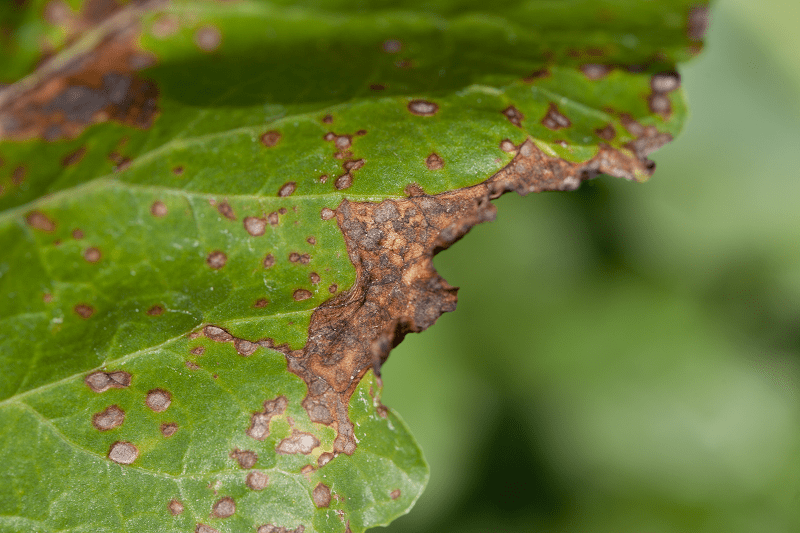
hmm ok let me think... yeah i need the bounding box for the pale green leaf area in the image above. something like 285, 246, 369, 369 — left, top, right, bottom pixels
1, 1, 708, 532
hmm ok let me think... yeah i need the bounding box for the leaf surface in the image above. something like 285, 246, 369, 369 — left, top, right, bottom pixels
0, 1, 709, 532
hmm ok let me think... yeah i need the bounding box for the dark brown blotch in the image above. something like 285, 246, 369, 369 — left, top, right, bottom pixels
161, 422, 178, 437
596, 124, 616, 140
541, 103, 572, 130
370, 83, 386, 91
147, 305, 164, 316
216, 201, 235, 220
502, 105, 524, 127
25, 211, 56, 232
425, 153, 444, 170
74, 304, 94, 319
334, 173, 353, 190
204, 325, 234, 342
407, 99, 438, 117
172, 166, 184, 175
146, 389, 172, 412
523, 68, 550, 82
276, 430, 320, 455
247, 396, 288, 440
230, 448, 258, 469
261, 130, 281, 147
278, 181, 296, 197
322, 114, 333, 124
306, 236, 317, 245
85, 370, 131, 393
168, 499, 184, 516
206, 251, 226, 269
190, 345, 205, 355
62, 147, 86, 167
328, 284, 338, 294
310, 272, 320, 284
254, 298, 269, 308
263, 253, 275, 269
390, 489, 401, 500
234, 338, 258, 356
312, 483, 331, 508
382, 39, 401, 53
92, 405, 125, 431
293, 289, 313, 301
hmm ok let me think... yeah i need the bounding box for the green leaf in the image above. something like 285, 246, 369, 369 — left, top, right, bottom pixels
0, 1, 709, 532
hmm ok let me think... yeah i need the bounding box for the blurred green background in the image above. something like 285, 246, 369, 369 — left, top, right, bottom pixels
381, 1, 800, 532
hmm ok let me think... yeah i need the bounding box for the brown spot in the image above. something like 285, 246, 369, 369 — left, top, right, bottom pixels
356, 129, 367, 136
211, 497, 235, 518
301, 465, 316, 476
195, 26, 221, 51
186, 361, 200, 370
651, 71, 681, 93
261, 130, 281, 147
502, 105, 524, 127
370, 84, 386, 91
244, 216, 267, 236
168, 499, 184, 516
160, 422, 178, 437
407, 99, 438, 116
334, 135, 352, 151
343, 159, 365, 172
146, 389, 172, 412
687, 5, 710, 40
328, 284, 338, 294
318, 452, 335, 467
83, 247, 101, 263
523, 68, 550, 82
322, 114, 333, 124
247, 471, 269, 490
10, 166, 23, 184
62, 147, 86, 167
85, 371, 131, 393
25, 211, 56, 232
72, 228, 84, 239
195, 524, 219, 533
312, 483, 331, 508
230, 448, 258, 469
310, 272, 320, 284
306, 236, 317, 245
395, 58, 413, 69
390, 489, 401, 500
147, 305, 164, 316
112, 157, 132, 172
321, 208, 335, 220
172, 166, 184, 175
206, 251, 226, 269
190, 346, 205, 356
596, 124, 616, 140
289, 252, 301, 263
334, 173, 353, 190
108, 441, 138, 464
319, 174, 328, 183
293, 289, 313, 301
541, 103, 572, 130
254, 298, 269, 308
204, 325, 234, 342
580, 63, 610, 80
74, 304, 94, 319
323, 132, 336, 141
500, 139, 517, 153
648, 93, 672, 116
247, 396, 288, 440
216, 201, 235, 220
425, 153, 444, 170
92, 405, 125, 431
263, 254, 276, 269
150, 201, 168, 217
276, 430, 320, 455
620, 114, 673, 159
235, 338, 258, 356
278, 182, 296, 197
382, 39, 401, 53
43, 293, 53, 303
267, 212, 279, 226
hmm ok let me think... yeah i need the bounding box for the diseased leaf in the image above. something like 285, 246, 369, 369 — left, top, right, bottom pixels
0, 1, 709, 532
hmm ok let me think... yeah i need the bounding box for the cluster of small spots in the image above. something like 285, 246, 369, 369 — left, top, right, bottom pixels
309, 272, 320, 284
596, 124, 616, 141
195, 26, 221, 51
278, 181, 296, 197
206, 251, 227, 269
83, 247, 101, 263
247, 471, 269, 490
390, 489, 401, 500
648, 71, 681, 117
160, 422, 178, 437
25, 211, 56, 232
312, 483, 332, 508
276, 430, 320, 455
263, 253, 276, 269
62, 146, 86, 166
74, 303, 95, 319
230, 448, 258, 469
407, 99, 438, 116
247, 395, 288, 440
289, 252, 310, 264
211, 497, 236, 518
147, 305, 164, 316
254, 298, 269, 308
244, 216, 267, 236
541, 103, 572, 130
168, 499, 184, 516
425, 153, 444, 170
146, 389, 172, 412
503, 105, 524, 127
293, 289, 312, 302
320, 207, 335, 220
257, 525, 306, 533
216, 201, 236, 220
86, 370, 131, 392
108, 441, 138, 464
92, 405, 125, 431
580, 63, 611, 80
500, 139, 516, 153
150, 201, 168, 217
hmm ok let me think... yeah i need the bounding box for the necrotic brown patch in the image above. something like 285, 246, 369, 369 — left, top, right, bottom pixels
407, 99, 438, 116
276, 430, 320, 455
168, 499, 184, 516
390, 489, 401, 500
108, 441, 138, 464
648, 93, 672, 116
146, 389, 172, 412
310, 273, 320, 284
261, 130, 281, 147
190, 346, 205, 355
247, 396, 287, 440
85, 370, 131, 393
160, 422, 178, 437
263, 254, 276, 269
206, 251, 226, 269
254, 298, 269, 308
195, 26, 221, 51
150, 201, 168, 217
92, 405, 125, 431
74, 304, 94, 319
62, 147, 86, 166
370, 84, 386, 91
25, 211, 56, 232
312, 483, 331, 508
334, 173, 352, 190
212, 497, 236, 518
289, 252, 300, 263
204, 325, 233, 342
267, 212, 279, 226
318, 452, 334, 467
502, 105, 524, 127
244, 216, 267, 236
321, 208, 335, 220
278, 182, 296, 197
216, 201, 235, 220
334, 135, 351, 150
306, 236, 317, 245
235, 338, 258, 356
328, 284, 338, 294
541, 103, 572, 130
147, 305, 164, 316
230, 448, 258, 469
293, 289, 312, 301
247, 471, 269, 490
425, 153, 444, 170
83, 247, 101, 263
196, 524, 219, 533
